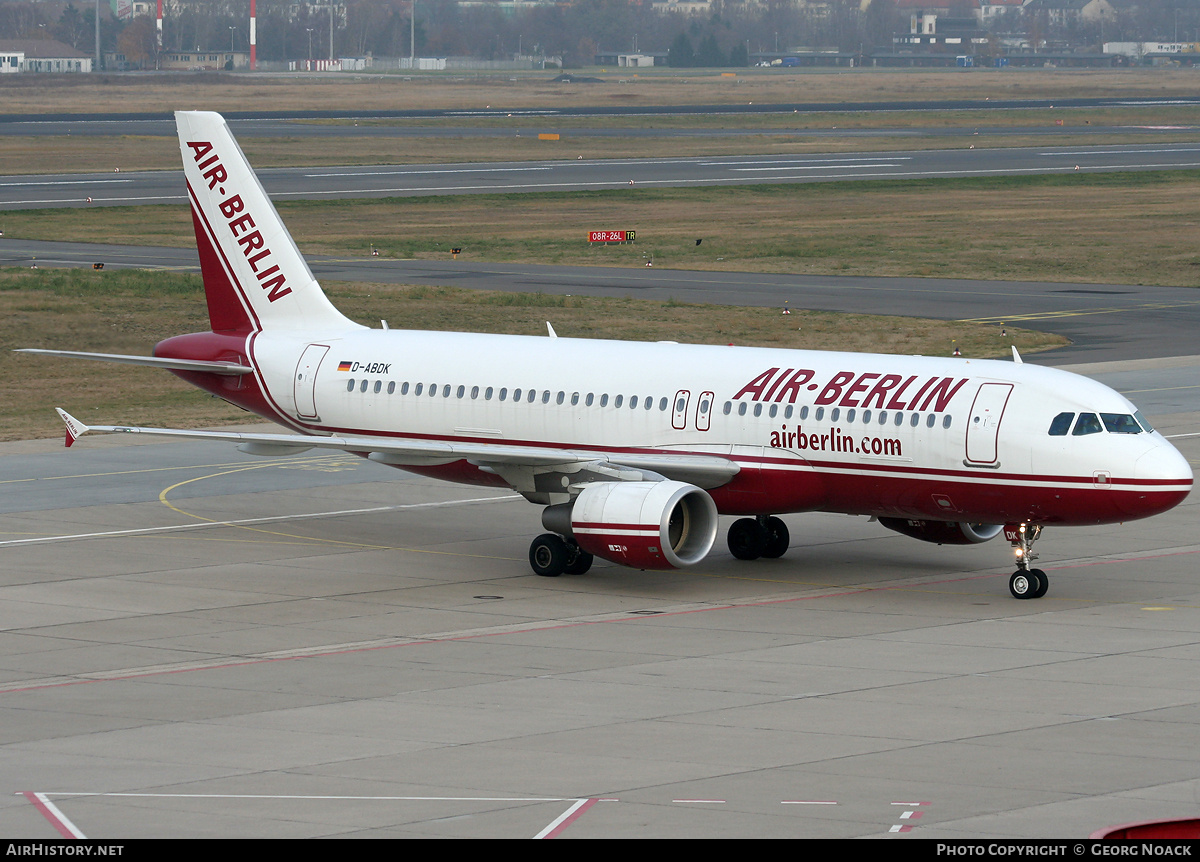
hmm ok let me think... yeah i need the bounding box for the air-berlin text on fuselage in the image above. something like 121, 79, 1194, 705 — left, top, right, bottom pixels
186, 140, 292, 303
734, 367, 968, 412
771, 424, 903, 456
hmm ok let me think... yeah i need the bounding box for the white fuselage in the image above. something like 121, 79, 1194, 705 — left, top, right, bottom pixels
232, 328, 1190, 526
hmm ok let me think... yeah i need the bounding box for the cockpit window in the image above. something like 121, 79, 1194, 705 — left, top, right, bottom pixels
1048, 412, 1074, 436
1072, 413, 1103, 436
1135, 410, 1154, 433
1101, 413, 1142, 434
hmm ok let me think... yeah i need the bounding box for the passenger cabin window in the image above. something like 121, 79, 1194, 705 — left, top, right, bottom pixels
1073, 413, 1103, 436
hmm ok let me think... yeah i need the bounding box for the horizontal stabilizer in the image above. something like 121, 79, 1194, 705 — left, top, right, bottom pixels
18, 349, 253, 375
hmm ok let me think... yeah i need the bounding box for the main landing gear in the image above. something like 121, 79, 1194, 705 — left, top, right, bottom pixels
529, 533, 594, 577
727, 515, 790, 561
1007, 523, 1048, 600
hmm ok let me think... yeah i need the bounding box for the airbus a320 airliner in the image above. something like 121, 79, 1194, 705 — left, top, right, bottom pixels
22, 112, 1192, 599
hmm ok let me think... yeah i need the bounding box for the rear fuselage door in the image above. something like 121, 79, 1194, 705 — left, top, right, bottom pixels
672, 390, 691, 430
696, 391, 714, 431
294, 343, 329, 420
965, 382, 1013, 465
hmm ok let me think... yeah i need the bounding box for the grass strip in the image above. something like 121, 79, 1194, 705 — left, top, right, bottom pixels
4, 170, 1199, 286
2, 267, 1062, 442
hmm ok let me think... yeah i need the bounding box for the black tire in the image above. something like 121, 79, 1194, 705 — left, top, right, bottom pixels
1009, 570, 1037, 599
1029, 568, 1049, 599
761, 516, 790, 559
564, 545, 594, 575
530, 533, 569, 577
728, 518, 768, 560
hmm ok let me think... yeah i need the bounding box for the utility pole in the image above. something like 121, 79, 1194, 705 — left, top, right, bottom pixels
411, 0, 416, 67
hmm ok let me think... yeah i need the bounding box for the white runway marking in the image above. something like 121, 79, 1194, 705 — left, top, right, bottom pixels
0, 494, 520, 547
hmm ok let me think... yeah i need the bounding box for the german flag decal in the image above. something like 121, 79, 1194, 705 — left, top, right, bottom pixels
338, 361, 353, 372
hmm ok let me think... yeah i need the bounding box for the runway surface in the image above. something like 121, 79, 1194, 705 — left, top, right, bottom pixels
5, 143, 1200, 210
4, 95, 1200, 126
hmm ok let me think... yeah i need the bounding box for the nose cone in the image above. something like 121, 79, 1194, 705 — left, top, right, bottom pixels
1126, 439, 1193, 519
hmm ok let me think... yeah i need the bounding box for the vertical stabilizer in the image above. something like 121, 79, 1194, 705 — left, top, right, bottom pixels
176, 111, 360, 334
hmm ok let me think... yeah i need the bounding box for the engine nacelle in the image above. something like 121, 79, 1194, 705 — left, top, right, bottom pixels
556, 481, 718, 570
878, 518, 1004, 545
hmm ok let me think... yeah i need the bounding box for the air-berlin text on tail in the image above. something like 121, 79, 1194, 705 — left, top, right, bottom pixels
734, 367, 969, 412
186, 140, 292, 303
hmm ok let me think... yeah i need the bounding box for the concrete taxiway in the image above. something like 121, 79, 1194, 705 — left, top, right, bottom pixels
0, 356, 1197, 839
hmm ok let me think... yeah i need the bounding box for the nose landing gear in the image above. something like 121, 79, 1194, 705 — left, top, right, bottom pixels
1007, 523, 1048, 599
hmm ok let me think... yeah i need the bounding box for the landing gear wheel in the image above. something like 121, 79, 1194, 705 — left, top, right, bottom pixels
728, 518, 768, 560
530, 533, 569, 577
1009, 571, 1034, 599
563, 544, 594, 575
1009, 569, 1048, 600
761, 516, 790, 559
1029, 568, 1048, 599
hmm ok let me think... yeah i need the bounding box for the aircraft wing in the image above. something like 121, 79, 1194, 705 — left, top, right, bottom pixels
55, 410, 739, 488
